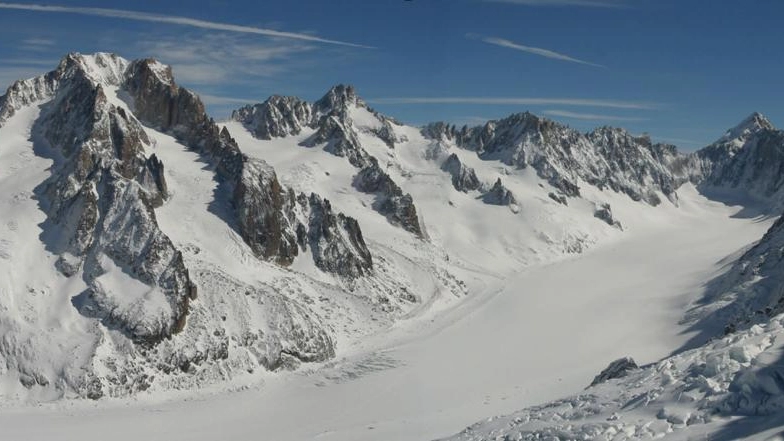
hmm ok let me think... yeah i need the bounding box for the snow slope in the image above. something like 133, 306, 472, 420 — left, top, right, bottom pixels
0, 103, 97, 402
0, 184, 772, 441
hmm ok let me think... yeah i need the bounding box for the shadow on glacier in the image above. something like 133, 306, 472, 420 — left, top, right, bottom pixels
697, 184, 780, 220
669, 246, 753, 356
708, 414, 784, 441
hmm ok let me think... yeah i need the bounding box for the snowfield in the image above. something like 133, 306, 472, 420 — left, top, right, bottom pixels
0, 183, 773, 440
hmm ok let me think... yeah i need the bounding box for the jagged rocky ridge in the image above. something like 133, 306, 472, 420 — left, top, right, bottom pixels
124, 60, 371, 271
0, 53, 392, 398
0, 54, 373, 341
423, 112, 784, 211
236, 88, 784, 225
423, 114, 686, 205
2, 53, 196, 343
233, 85, 423, 236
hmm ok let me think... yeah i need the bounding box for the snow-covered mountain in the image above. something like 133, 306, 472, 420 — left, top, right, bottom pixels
694, 112, 784, 210
0, 54, 465, 400
4, 52, 784, 441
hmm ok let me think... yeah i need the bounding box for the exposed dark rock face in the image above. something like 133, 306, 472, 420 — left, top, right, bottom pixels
588, 127, 679, 205
590, 357, 638, 386
354, 159, 423, 236
594, 203, 622, 230
423, 114, 686, 205
16, 53, 194, 343
124, 58, 246, 180
442, 153, 482, 192
426, 112, 784, 213
0, 70, 59, 123
233, 161, 300, 265
482, 178, 517, 207
298, 193, 373, 278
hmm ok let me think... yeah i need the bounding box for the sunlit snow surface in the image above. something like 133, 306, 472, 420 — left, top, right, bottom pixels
0, 92, 778, 440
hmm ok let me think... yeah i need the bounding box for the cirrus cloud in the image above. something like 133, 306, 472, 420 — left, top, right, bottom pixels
369, 96, 657, 110
0, 2, 373, 48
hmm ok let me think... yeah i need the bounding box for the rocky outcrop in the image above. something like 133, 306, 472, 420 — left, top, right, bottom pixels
589, 356, 638, 387
482, 178, 517, 207
301, 114, 371, 168
233, 161, 300, 265
297, 193, 373, 278
594, 203, 622, 230
27, 53, 193, 343
548, 192, 568, 205
354, 159, 423, 236
442, 153, 482, 192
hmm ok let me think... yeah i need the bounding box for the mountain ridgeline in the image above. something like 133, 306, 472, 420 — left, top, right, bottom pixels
423, 111, 784, 210
2, 52, 784, 400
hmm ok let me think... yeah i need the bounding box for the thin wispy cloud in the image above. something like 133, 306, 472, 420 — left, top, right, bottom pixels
198, 94, 256, 106
20, 37, 54, 46
485, 0, 628, 8
369, 97, 656, 110
19, 37, 57, 52
654, 136, 702, 147
470, 34, 603, 67
543, 109, 645, 121
451, 116, 492, 126
3, 57, 56, 66
0, 2, 373, 48
138, 33, 315, 85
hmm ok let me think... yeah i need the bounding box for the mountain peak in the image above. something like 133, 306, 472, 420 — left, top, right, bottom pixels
56, 52, 129, 86
719, 112, 774, 143
314, 84, 363, 113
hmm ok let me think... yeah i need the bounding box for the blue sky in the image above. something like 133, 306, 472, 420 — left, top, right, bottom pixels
0, 0, 782, 150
